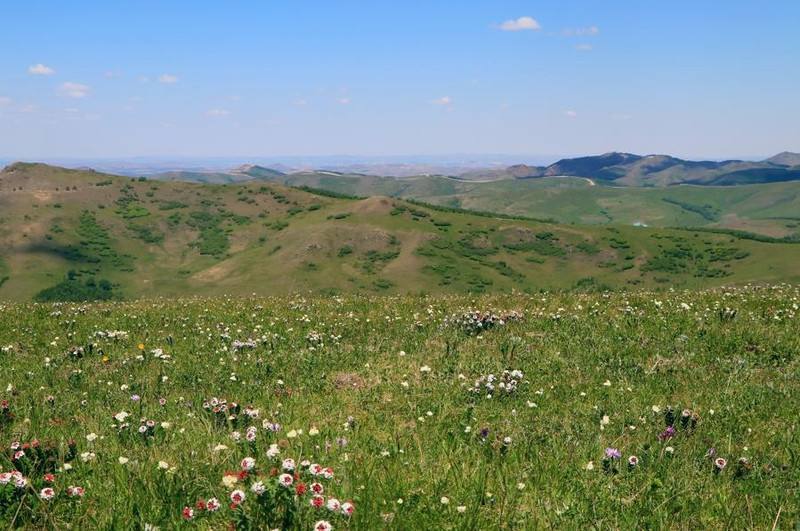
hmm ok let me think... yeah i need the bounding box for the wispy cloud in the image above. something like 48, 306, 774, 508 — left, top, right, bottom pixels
28, 63, 55, 75
158, 73, 179, 84
564, 110, 578, 118
497, 16, 541, 32
337, 97, 351, 105
59, 82, 90, 99
574, 44, 593, 52
563, 26, 599, 37
293, 98, 308, 106
432, 96, 452, 106
0, 96, 12, 106
206, 108, 230, 117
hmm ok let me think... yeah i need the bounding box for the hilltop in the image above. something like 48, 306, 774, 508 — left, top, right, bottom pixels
1, 163, 799, 301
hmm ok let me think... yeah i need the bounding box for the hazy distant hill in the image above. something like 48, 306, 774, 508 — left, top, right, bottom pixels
496, 151, 800, 186
230, 164, 287, 180
765, 151, 800, 167
2, 163, 800, 301
150, 165, 286, 184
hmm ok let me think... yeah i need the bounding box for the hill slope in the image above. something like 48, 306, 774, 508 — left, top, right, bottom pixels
222, 167, 800, 237
1, 163, 799, 301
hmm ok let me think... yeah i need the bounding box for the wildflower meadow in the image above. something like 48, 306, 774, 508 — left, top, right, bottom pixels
0, 285, 798, 529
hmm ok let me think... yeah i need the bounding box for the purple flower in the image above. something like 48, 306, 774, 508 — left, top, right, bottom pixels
658, 426, 676, 441
130, 394, 141, 402
604, 447, 621, 460
479, 427, 490, 439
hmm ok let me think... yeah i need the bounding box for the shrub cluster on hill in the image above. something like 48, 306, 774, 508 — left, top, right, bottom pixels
34, 274, 117, 302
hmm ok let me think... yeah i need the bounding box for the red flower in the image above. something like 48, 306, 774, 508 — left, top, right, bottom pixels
310, 495, 325, 508
237, 470, 248, 480
182, 506, 194, 520
195, 499, 207, 511
295, 482, 307, 496
43, 473, 56, 483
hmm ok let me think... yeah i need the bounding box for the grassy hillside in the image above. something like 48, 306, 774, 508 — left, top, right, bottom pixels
241, 169, 800, 237
2, 163, 800, 301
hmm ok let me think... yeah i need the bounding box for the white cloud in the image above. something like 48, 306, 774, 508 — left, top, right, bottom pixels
563, 26, 599, 37
338, 97, 351, 105
564, 110, 577, 118
574, 44, 593, 52
60, 82, 90, 99
293, 98, 308, 106
28, 63, 55, 75
432, 96, 452, 106
0, 96, 11, 106
206, 108, 230, 117
498, 16, 541, 32
158, 73, 179, 84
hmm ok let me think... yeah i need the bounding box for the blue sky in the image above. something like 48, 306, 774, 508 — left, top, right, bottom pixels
0, 1, 798, 160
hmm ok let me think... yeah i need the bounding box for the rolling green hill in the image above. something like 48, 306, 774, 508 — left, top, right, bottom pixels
224, 168, 800, 237
137, 154, 800, 237
2, 163, 800, 301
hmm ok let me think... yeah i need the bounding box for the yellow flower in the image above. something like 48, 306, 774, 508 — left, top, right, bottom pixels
102, 355, 110, 363
137, 343, 145, 350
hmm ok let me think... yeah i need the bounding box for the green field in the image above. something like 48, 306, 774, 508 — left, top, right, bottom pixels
0, 287, 798, 528
2, 163, 800, 302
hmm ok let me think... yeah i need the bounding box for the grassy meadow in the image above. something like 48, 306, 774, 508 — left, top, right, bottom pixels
1, 286, 798, 529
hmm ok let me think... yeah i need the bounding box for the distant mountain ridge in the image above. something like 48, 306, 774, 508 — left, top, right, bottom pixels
496, 151, 800, 186
126, 151, 800, 188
